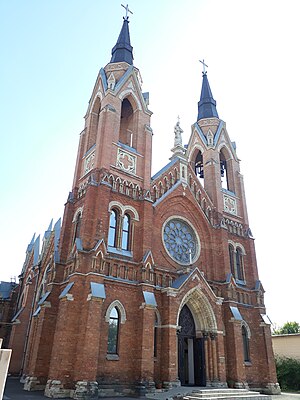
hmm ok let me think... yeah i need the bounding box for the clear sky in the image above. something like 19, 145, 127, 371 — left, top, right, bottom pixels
1, 0, 299, 328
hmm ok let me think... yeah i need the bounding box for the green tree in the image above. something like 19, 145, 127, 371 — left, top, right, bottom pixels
276, 356, 300, 390
273, 321, 300, 335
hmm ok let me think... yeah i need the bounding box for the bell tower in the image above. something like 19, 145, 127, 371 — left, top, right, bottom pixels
42, 11, 157, 397
59, 11, 153, 261
187, 68, 249, 225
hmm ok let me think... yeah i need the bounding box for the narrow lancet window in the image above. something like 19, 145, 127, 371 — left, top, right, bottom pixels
108, 210, 117, 247
107, 307, 120, 354
119, 98, 135, 148
194, 150, 204, 186
220, 151, 229, 190
154, 313, 158, 357
228, 245, 245, 282
242, 325, 250, 362
73, 212, 82, 244
236, 248, 244, 281
229, 244, 235, 276
121, 214, 130, 250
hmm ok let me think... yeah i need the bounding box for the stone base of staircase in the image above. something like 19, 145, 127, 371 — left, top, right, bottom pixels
146, 387, 275, 400
179, 388, 272, 400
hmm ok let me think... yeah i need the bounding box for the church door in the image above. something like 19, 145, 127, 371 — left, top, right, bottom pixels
178, 305, 206, 386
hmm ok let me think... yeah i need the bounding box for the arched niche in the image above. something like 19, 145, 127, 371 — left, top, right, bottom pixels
87, 96, 101, 150
119, 96, 138, 149
219, 146, 234, 192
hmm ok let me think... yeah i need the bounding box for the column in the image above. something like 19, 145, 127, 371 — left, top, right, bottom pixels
137, 303, 155, 395
210, 333, 218, 382
160, 289, 180, 388
203, 333, 210, 384
208, 336, 213, 383
225, 320, 246, 388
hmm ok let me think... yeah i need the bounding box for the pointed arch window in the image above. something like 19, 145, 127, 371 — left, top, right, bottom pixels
87, 97, 101, 151
229, 244, 235, 276
107, 207, 135, 254
228, 244, 245, 283
242, 325, 250, 362
107, 203, 139, 256
121, 214, 130, 250
194, 150, 204, 181
73, 212, 82, 244
107, 307, 120, 354
108, 210, 118, 247
236, 248, 244, 281
154, 313, 159, 358
220, 151, 229, 190
119, 98, 136, 148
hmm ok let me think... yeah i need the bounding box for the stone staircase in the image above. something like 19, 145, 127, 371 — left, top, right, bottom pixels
180, 388, 271, 400
146, 387, 273, 400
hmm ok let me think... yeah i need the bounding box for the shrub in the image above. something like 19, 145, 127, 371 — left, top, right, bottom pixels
275, 356, 300, 391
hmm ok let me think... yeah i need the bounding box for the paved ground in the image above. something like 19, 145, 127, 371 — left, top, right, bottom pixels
3, 377, 300, 400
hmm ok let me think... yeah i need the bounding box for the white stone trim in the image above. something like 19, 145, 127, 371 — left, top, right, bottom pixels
105, 300, 126, 324
241, 320, 251, 339
108, 201, 139, 221
72, 207, 84, 223
178, 287, 218, 333
118, 89, 142, 111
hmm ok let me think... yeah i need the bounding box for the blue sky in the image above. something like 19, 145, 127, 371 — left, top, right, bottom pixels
1, 0, 300, 327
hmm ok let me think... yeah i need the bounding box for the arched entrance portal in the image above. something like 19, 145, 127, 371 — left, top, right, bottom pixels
177, 287, 219, 387
178, 305, 206, 386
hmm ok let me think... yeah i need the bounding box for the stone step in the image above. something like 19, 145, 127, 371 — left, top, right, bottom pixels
147, 387, 272, 400
185, 389, 251, 396
185, 397, 271, 400
185, 396, 269, 399
183, 390, 271, 400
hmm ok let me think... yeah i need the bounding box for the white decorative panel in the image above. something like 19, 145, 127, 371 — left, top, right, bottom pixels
223, 194, 237, 215
83, 150, 95, 175
116, 148, 136, 174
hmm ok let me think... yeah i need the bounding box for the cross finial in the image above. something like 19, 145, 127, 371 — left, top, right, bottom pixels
121, 4, 133, 20
177, 115, 180, 124
199, 59, 208, 75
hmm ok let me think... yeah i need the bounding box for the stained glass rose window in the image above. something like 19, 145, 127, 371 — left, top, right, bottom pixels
163, 219, 199, 264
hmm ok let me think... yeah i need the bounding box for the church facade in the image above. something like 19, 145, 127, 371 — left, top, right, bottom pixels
7, 13, 280, 399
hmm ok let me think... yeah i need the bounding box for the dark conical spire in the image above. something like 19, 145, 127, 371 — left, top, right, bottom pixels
197, 72, 219, 120
110, 17, 133, 65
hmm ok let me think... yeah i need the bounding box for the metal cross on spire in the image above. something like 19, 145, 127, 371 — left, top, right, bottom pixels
121, 4, 133, 19
199, 59, 208, 75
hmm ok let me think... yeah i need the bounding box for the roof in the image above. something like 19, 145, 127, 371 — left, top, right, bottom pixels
272, 333, 300, 338
171, 271, 193, 289
110, 17, 133, 65
197, 73, 219, 120
0, 281, 16, 299
151, 157, 178, 181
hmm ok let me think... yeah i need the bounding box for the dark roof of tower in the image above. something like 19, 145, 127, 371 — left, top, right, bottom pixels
197, 72, 219, 120
110, 17, 133, 65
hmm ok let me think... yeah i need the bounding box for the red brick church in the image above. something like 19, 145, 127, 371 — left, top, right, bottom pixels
7, 10, 280, 399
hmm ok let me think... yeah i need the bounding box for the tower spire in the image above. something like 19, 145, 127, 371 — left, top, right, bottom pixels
197, 64, 218, 120
110, 5, 134, 65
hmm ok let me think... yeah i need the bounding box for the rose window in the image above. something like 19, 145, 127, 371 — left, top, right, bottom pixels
163, 219, 198, 265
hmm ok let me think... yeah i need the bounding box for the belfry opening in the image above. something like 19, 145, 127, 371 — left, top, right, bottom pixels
119, 97, 136, 148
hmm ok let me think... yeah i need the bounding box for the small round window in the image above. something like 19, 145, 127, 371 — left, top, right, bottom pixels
163, 218, 199, 265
